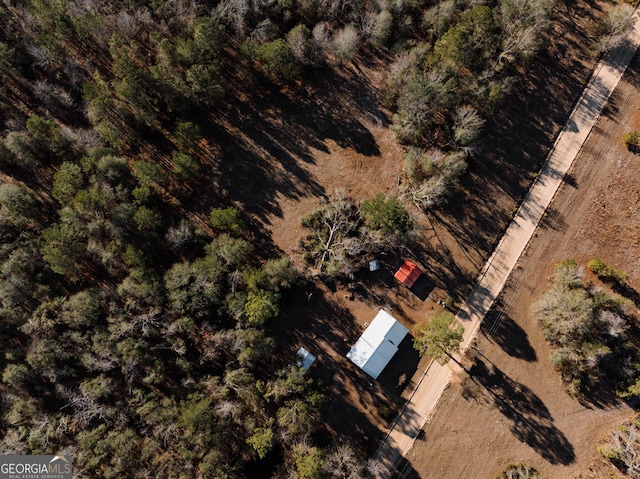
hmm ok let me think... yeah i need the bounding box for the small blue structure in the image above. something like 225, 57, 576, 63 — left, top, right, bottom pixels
296, 347, 316, 372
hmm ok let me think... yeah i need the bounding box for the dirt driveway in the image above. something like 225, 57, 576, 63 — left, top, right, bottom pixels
402, 40, 640, 479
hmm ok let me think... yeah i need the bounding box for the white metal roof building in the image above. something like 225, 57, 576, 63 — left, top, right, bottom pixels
346, 310, 409, 379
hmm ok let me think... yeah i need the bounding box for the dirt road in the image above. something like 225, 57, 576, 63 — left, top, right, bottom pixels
373, 8, 640, 477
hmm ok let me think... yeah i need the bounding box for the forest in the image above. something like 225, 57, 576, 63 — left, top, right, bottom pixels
0, 0, 571, 477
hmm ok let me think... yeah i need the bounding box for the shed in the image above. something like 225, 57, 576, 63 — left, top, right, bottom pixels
296, 347, 316, 372
394, 259, 422, 288
346, 310, 409, 379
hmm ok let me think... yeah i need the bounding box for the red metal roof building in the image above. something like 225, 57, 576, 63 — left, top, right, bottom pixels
394, 259, 422, 288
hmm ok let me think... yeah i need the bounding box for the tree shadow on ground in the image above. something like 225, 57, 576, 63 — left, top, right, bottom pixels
575, 379, 624, 411
481, 310, 537, 362
311, 347, 399, 454
377, 334, 422, 397
344, 260, 398, 308
613, 282, 640, 309
277, 282, 362, 350
563, 172, 578, 188
430, 206, 491, 274
468, 359, 575, 465
344, 253, 434, 325
538, 205, 567, 232
393, 456, 421, 479
406, 225, 480, 307
573, 337, 638, 411
273, 282, 406, 455
407, 274, 433, 302
457, 283, 491, 321
197, 66, 384, 223
177, 61, 391, 261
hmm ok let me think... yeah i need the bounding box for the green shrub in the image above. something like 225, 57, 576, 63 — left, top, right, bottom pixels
246, 423, 275, 459
587, 258, 606, 275
175, 121, 201, 152
559, 258, 577, 269
495, 463, 543, 479
172, 152, 201, 180
370, 10, 393, 48
210, 207, 246, 236
241, 39, 300, 86
133, 206, 162, 232
403, 147, 438, 183
618, 378, 640, 399
622, 130, 640, 146
245, 289, 280, 326
587, 258, 628, 284
360, 193, 413, 235
293, 445, 324, 479
597, 443, 620, 461
26, 114, 68, 156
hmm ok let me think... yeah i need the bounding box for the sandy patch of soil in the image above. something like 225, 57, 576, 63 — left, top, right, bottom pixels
267, 121, 405, 257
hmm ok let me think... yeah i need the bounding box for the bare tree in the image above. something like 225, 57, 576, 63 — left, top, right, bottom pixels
4, 131, 38, 168
599, 309, 628, 338
600, 421, 640, 478
287, 24, 313, 65
453, 105, 485, 147
165, 220, 195, 249
324, 442, 375, 478
319, 0, 357, 21
57, 383, 111, 427
114, 10, 141, 39
252, 18, 280, 43
409, 174, 448, 210
213, 0, 250, 39
534, 279, 594, 345
0, 429, 28, 455
312, 21, 331, 48
387, 50, 418, 89
592, 4, 635, 54
34, 80, 75, 111
498, 0, 555, 64
374, 9, 393, 43
422, 0, 457, 42
26, 45, 53, 71
300, 191, 361, 273
330, 25, 359, 65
